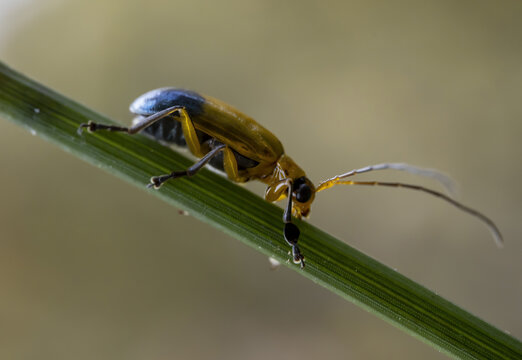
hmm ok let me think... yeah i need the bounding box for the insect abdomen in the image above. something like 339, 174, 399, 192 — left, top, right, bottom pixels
136, 116, 188, 147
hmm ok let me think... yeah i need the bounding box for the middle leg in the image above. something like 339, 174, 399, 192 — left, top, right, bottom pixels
149, 143, 226, 189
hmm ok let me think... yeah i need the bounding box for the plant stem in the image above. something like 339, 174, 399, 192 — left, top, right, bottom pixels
1, 62, 520, 360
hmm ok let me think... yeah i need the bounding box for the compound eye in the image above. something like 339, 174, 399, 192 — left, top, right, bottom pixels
295, 182, 312, 203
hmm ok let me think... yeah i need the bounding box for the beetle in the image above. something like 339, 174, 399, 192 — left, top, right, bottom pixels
79, 87, 503, 268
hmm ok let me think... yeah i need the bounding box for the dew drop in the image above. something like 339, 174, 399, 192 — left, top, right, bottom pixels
268, 257, 281, 270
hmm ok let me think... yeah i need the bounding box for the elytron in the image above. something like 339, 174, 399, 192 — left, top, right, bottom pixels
79, 88, 503, 268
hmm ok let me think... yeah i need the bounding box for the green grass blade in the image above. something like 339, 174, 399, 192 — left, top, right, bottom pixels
1, 62, 520, 360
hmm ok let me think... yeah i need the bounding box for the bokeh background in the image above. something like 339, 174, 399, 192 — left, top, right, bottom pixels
1, 1, 521, 359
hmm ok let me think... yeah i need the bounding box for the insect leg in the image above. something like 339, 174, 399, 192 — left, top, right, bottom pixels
78, 105, 185, 135
221, 146, 249, 182
149, 144, 226, 189
176, 108, 207, 158
282, 180, 305, 268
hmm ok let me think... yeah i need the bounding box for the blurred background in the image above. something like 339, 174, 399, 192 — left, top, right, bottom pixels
1, 1, 521, 359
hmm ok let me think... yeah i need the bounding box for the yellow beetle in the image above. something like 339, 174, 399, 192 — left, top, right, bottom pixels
79, 88, 503, 268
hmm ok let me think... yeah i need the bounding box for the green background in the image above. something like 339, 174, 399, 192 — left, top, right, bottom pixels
1, 1, 521, 359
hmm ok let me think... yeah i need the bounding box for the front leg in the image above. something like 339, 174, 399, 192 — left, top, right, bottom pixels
282, 180, 305, 268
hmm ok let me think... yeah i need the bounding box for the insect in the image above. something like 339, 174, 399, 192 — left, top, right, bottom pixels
79, 88, 503, 268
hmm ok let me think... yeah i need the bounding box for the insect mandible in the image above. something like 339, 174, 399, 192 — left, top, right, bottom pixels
79, 88, 503, 268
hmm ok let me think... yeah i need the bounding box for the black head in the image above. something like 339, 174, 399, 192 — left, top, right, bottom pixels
293, 177, 312, 203
291, 177, 315, 218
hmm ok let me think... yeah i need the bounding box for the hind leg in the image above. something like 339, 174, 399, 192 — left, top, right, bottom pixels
79, 106, 208, 157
